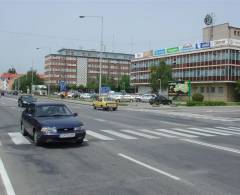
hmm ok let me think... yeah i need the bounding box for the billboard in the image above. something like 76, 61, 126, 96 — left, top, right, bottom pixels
212, 39, 229, 47
134, 52, 144, 59
200, 42, 211, 49
168, 80, 189, 96
229, 39, 240, 47
166, 47, 180, 54
59, 80, 66, 92
181, 43, 195, 52
143, 50, 153, 58
153, 48, 165, 56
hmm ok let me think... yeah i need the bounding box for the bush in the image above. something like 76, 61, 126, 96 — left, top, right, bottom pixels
203, 101, 226, 106
192, 93, 204, 102
186, 100, 226, 106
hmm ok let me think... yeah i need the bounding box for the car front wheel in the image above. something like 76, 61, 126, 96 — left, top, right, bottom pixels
75, 138, 84, 145
20, 122, 27, 136
33, 131, 42, 146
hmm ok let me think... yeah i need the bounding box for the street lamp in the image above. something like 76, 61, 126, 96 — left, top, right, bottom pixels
79, 15, 103, 96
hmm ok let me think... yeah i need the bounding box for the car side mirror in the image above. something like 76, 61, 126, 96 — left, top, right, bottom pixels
73, 113, 78, 117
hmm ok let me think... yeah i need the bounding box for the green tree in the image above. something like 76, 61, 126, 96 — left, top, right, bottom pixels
7, 67, 17, 74
149, 61, 172, 93
12, 70, 44, 93
119, 75, 130, 92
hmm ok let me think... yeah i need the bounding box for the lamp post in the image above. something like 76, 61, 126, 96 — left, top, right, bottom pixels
79, 15, 103, 96
158, 78, 161, 94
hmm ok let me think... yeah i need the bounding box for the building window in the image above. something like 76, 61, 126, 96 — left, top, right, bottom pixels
211, 87, 215, 93
234, 30, 237, 35
200, 87, 204, 93
218, 87, 224, 94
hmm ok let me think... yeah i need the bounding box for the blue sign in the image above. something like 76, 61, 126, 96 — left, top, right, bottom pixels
200, 42, 211, 48
59, 80, 66, 92
101, 86, 111, 94
153, 48, 165, 56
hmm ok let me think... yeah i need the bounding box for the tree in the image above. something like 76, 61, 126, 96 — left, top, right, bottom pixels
12, 70, 44, 93
235, 80, 240, 100
119, 75, 130, 92
7, 67, 17, 74
149, 61, 172, 93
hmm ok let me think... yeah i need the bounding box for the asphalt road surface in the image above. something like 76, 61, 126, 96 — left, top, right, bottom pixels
0, 95, 240, 195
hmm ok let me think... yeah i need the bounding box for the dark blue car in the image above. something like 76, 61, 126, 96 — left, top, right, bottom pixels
21, 102, 86, 146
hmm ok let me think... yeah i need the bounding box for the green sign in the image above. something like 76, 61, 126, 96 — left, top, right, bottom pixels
166, 47, 179, 54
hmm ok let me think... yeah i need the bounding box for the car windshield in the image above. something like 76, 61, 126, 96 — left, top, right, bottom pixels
35, 105, 73, 117
22, 96, 34, 101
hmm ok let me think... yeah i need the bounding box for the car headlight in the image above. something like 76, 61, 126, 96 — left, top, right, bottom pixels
74, 126, 84, 131
23, 101, 27, 104
41, 127, 57, 134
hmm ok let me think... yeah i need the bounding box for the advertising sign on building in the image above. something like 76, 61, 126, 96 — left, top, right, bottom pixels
181, 43, 195, 52
229, 39, 240, 47
134, 52, 144, 59
200, 42, 211, 49
168, 80, 189, 96
212, 39, 229, 47
166, 47, 180, 54
153, 48, 165, 56
143, 50, 153, 58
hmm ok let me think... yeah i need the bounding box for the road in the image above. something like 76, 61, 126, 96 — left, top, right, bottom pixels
0, 95, 240, 195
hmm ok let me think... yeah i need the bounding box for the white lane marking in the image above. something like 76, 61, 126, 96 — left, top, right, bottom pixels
83, 138, 88, 142
204, 128, 240, 135
137, 129, 178, 138
0, 140, 2, 146
8, 132, 31, 145
94, 118, 106, 122
118, 153, 181, 181
155, 129, 198, 138
182, 139, 240, 154
188, 127, 232, 136
217, 127, 240, 132
121, 130, 159, 139
0, 158, 16, 195
158, 121, 190, 127
229, 127, 240, 130
173, 128, 215, 137
10, 107, 16, 110
101, 130, 137, 139
1, 102, 6, 105
212, 128, 240, 135
87, 130, 114, 141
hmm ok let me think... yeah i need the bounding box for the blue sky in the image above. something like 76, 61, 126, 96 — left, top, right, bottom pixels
0, 0, 239, 73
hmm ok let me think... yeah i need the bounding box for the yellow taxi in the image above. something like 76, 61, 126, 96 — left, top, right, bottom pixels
93, 97, 118, 111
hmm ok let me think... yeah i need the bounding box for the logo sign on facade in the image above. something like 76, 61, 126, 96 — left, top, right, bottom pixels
200, 42, 211, 48
134, 52, 144, 59
212, 39, 229, 47
166, 47, 179, 54
204, 14, 213, 26
168, 80, 189, 96
181, 43, 195, 52
153, 48, 165, 56
143, 50, 153, 58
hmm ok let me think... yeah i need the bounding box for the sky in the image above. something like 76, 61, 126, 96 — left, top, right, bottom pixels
0, 0, 239, 73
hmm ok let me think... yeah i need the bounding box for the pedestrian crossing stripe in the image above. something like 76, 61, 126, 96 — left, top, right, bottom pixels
188, 127, 231, 136
1, 126, 240, 146
155, 129, 198, 138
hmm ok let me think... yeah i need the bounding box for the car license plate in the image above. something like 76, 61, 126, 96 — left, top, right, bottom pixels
59, 133, 75, 138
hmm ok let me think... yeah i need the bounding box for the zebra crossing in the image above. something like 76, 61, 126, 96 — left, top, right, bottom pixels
1, 126, 240, 146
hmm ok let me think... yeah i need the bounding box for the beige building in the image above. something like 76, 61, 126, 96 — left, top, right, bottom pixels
203, 23, 240, 42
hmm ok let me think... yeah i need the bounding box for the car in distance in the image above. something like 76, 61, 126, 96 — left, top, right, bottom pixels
149, 95, 172, 105
93, 97, 118, 111
18, 95, 37, 107
21, 102, 86, 146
